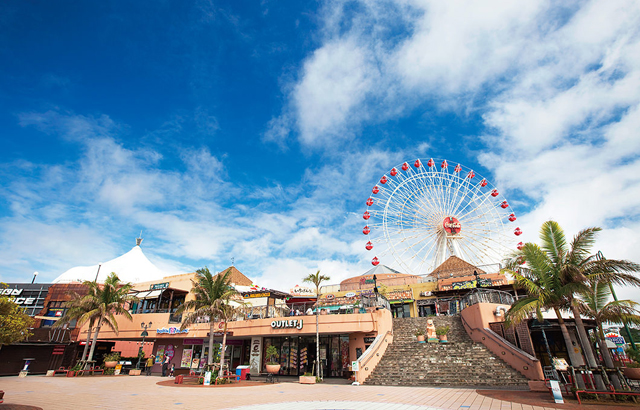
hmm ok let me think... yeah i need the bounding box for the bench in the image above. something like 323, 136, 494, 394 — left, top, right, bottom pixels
575, 389, 640, 404
174, 374, 204, 385
53, 367, 70, 376
215, 374, 236, 385
77, 367, 105, 376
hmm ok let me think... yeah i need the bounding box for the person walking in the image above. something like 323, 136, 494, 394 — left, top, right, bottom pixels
162, 355, 170, 377
145, 354, 155, 376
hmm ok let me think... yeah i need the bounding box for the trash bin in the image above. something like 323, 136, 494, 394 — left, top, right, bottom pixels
236, 365, 250, 381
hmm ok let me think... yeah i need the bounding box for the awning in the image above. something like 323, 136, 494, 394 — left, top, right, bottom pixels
389, 299, 414, 304
34, 315, 61, 321
132, 290, 162, 299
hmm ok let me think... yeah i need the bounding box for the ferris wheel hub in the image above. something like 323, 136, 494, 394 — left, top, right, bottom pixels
443, 216, 461, 235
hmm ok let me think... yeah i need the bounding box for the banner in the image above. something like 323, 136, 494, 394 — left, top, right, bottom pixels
181, 348, 193, 368
155, 345, 165, 364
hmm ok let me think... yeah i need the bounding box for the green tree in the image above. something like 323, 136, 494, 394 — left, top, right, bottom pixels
303, 270, 330, 379
576, 280, 640, 389
178, 267, 245, 377
0, 296, 34, 349
81, 273, 135, 365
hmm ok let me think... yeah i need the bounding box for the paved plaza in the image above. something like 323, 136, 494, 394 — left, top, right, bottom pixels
0, 375, 597, 410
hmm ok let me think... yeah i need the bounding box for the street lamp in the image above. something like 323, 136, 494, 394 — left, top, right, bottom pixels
373, 274, 378, 294
473, 270, 480, 288
596, 251, 636, 350
31, 272, 38, 284
531, 318, 557, 380
136, 321, 152, 369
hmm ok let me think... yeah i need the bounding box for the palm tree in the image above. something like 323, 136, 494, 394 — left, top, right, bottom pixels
503, 242, 585, 374
54, 284, 100, 361
303, 270, 330, 379
505, 221, 640, 389
177, 267, 244, 377
576, 280, 640, 389
539, 223, 640, 373
81, 273, 135, 365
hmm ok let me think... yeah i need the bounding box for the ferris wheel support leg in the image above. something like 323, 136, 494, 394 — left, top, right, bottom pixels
434, 233, 447, 269
451, 238, 463, 259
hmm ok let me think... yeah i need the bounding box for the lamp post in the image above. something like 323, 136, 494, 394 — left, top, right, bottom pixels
372, 274, 378, 294
531, 319, 558, 380
473, 270, 480, 288
596, 251, 636, 350
136, 321, 152, 369
31, 271, 38, 284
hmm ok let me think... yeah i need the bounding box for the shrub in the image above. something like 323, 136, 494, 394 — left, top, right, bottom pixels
265, 345, 279, 365
436, 326, 449, 336
414, 329, 425, 336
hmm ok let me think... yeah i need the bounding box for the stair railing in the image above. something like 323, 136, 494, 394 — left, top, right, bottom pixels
460, 312, 544, 381
354, 330, 393, 385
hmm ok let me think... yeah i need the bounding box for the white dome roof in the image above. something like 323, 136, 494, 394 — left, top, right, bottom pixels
53, 245, 164, 284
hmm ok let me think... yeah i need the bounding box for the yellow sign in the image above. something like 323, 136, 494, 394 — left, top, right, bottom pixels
243, 292, 270, 298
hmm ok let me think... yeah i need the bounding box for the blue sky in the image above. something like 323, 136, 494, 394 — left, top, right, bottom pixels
1, 1, 640, 301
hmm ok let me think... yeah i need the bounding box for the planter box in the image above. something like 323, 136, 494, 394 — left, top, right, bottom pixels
299, 376, 316, 384
129, 369, 142, 376
265, 364, 281, 374
416, 335, 425, 343
104, 361, 118, 368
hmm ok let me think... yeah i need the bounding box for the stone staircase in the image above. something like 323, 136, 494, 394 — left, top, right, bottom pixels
364, 317, 529, 388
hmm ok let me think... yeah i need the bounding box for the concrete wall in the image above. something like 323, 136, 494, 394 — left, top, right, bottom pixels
352, 308, 394, 384
461, 302, 544, 381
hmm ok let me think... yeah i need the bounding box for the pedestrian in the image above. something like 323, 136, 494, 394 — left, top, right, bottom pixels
145, 354, 155, 376
169, 363, 175, 378
162, 355, 170, 377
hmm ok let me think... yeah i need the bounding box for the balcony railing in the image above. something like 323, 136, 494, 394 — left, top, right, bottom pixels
168, 313, 182, 324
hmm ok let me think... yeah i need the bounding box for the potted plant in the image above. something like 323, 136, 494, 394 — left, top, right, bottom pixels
436, 325, 449, 342
414, 329, 425, 343
265, 345, 281, 374
624, 347, 640, 380
103, 352, 120, 368
299, 371, 316, 384
68, 362, 82, 377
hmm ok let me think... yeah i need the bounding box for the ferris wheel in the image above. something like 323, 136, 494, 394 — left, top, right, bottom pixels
361, 158, 522, 276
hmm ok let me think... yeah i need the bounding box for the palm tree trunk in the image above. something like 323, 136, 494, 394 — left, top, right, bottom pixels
554, 308, 586, 389
570, 305, 606, 390
86, 317, 102, 368
208, 322, 215, 365
597, 324, 622, 390
219, 322, 228, 379
316, 286, 320, 380
81, 325, 93, 361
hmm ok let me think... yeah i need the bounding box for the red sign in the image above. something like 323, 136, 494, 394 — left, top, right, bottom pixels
443, 217, 461, 234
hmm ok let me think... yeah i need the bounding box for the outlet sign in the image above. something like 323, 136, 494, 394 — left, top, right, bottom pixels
270, 319, 303, 330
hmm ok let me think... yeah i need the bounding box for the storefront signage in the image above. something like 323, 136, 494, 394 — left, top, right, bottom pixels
249, 337, 262, 375
290, 285, 315, 296
325, 294, 335, 300
10, 297, 37, 305
184, 338, 203, 345
243, 292, 270, 298
270, 319, 303, 330
364, 337, 376, 344
150, 282, 169, 290
156, 327, 189, 334
1, 288, 23, 296
345, 292, 356, 297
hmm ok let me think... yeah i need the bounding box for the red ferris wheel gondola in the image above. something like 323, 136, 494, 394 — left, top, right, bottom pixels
372, 186, 379, 194
501, 201, 509, 209
491, 189, 499, 197
414, 159, 421, 168
365, 241, 373, 251
480, 179, 488, 187
427, 158, 435, 167
401, 162, 409, 171
371, 257, 379, 266
514, 227, 522, 236
380, 176, 388, 184
363, 226, 370, 235
509, 213, 516, 222
366, 198, 374, 206
363, 211, 370, 220
454, 164, 462, 173
517, 242, 524, 250
390, 168, 398, 176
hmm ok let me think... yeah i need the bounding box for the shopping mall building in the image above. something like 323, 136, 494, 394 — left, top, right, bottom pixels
2, 241, 603, 385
